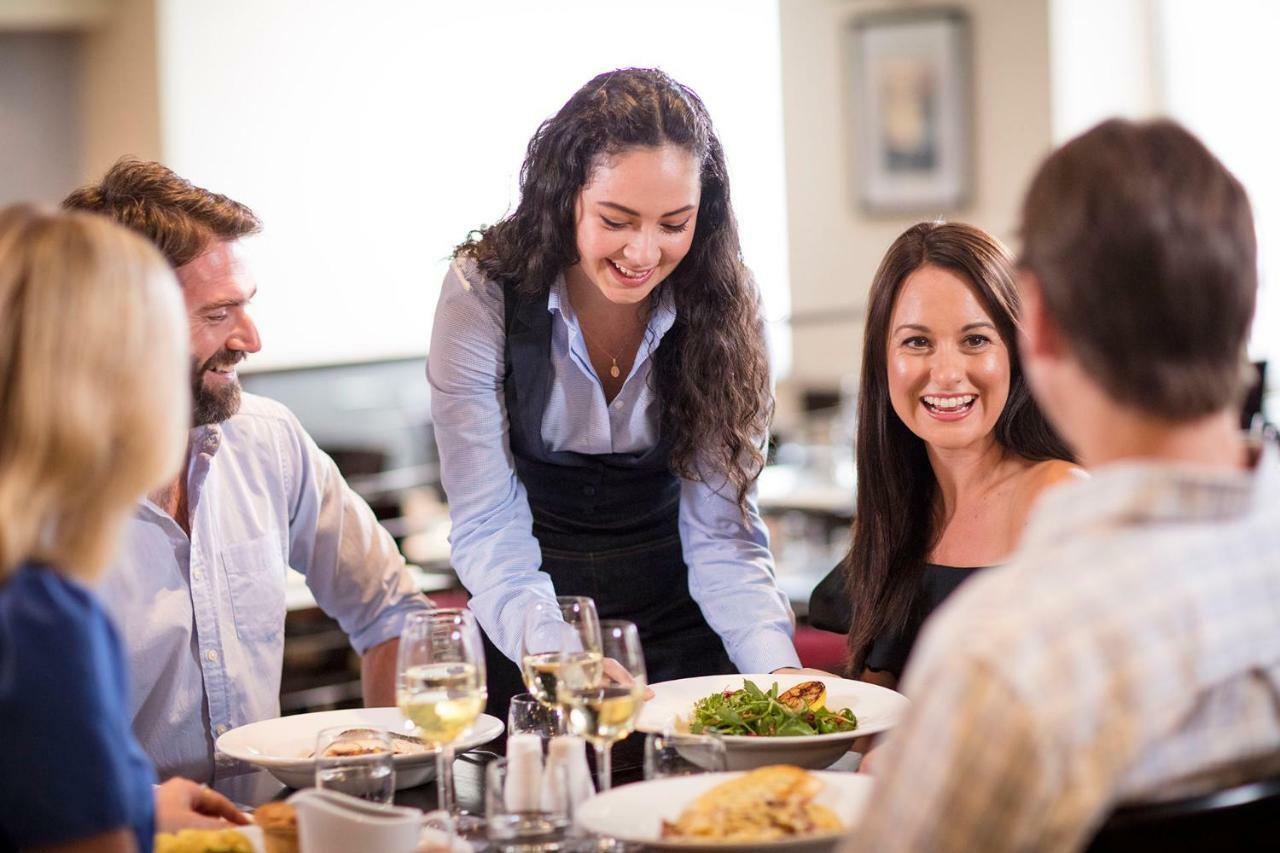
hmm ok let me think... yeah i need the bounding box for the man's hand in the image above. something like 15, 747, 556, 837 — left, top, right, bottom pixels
361, 636, 401, 706
154, 778, 248, 832
771, 666, 834, 676
603, 657, 656, 700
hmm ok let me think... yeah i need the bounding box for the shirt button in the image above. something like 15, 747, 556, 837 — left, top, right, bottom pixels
206, 649, 219, 663
191, 567, 202, 580
215, 724, 229, 736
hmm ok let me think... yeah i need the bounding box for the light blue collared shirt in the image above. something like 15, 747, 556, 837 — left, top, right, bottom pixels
428, 259, 800, 673
97, 394, 431, 782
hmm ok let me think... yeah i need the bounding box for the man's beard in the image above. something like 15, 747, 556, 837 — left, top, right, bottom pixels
191, 349, 245, 426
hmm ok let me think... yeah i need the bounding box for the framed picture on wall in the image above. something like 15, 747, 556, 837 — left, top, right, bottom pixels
848, 8, 972, 214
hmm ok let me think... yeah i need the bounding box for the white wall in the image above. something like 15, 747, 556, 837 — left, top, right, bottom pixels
1049, 0, 1279, 391
1049, 0, 1161, 143
778, 0, 1053, 392
154, 0, 791, 371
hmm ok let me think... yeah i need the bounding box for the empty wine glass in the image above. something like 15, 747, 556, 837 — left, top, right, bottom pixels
508, 692, 563, 744
558, 620, 646, 793
397, 608, 487, 827
519, 596, 603, 728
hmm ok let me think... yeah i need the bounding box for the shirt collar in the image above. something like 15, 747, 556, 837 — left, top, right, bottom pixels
136, 423, 225, 517
1021, 439, 1278, 551
548, 275, 678, 344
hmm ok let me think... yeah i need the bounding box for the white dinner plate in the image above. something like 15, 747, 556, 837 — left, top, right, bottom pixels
215, 707, 503, 790
638, 674, 908, 770
575, 770, 873, 851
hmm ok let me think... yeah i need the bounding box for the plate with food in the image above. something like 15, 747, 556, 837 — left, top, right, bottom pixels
575, 765, 872, 851
215, 707, 504, 790
155, 826, 265, 853
638, 674, 908, 770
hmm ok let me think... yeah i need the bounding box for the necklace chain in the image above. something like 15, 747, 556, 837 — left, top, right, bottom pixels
580, 321, 641, 380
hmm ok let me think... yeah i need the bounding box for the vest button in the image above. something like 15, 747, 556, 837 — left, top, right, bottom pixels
582, 485, 596, 497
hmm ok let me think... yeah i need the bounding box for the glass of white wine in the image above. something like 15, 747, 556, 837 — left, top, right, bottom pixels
519, 596, 603, 727
557, 619, 646, 793
397, 608, 487, 823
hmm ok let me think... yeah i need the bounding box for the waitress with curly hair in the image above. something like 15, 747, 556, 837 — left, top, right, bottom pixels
430, 68, 801, 716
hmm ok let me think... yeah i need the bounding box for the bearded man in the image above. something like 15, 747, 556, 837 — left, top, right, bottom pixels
64, 160, 431, 782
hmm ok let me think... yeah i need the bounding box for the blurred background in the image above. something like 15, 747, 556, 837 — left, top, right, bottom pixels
2, 0, 1275, 698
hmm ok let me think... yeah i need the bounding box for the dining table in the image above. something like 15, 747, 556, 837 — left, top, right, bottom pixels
213, 728, 650, 817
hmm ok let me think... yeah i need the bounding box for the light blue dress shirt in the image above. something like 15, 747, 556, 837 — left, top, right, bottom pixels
97, 393, 431, 782
428, 259, 800, 674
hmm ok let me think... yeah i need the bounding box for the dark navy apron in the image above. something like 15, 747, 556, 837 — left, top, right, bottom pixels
479, 283, 736, 719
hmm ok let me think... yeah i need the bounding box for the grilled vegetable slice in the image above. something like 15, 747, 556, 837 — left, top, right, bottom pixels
777, 680, 826, 711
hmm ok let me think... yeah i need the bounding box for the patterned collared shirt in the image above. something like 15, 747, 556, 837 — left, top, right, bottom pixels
844, 442, 1280, 853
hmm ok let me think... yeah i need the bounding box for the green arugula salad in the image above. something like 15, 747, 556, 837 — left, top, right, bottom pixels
687, 680, 858, 737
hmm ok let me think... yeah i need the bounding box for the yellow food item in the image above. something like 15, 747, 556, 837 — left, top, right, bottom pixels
154, 828, 254, 853
777, 680, 827, 711
255, 801, 298, 853
660, 765, 843, 842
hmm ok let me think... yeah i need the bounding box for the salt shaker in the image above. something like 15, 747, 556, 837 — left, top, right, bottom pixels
504, 734, 543, 812
544, 734, 595, 811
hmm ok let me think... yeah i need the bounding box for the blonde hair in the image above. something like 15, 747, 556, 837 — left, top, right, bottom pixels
0, 205, 189, 581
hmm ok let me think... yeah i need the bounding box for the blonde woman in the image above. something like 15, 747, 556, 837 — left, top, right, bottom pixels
0, 206, 245, 852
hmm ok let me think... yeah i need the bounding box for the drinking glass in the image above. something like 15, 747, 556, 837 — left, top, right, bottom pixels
508, 692, 564, 743
485, 756, 572, 851
313, 726, 395, 804
643, 730, 727, 779
397, 608, 487, 825
558, 620, 646, 793
519, 596, 603, 715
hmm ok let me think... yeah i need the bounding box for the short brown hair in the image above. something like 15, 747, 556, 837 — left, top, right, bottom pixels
63, 158, 261, 268
1018, 118, 1257, 421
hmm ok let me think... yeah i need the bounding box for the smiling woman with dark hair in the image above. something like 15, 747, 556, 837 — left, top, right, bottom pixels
841, 221, 1080, 689
431, 68, 800, 718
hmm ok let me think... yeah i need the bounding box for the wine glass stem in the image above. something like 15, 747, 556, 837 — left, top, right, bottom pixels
436, 742, 457, 814
595, 741, 612, 793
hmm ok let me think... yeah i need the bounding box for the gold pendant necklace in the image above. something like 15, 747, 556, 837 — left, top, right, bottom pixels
580, 323, 629, 380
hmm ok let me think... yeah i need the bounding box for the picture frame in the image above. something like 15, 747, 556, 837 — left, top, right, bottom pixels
847, 8, 972, 214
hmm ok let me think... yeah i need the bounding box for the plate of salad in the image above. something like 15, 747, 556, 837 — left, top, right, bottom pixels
638, 674, 909, 770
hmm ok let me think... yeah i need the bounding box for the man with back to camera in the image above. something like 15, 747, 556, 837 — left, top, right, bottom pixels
843, 119, 1280, 852
64, 160, 433, 782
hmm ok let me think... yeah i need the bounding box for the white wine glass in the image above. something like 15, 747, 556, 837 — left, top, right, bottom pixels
519, 596, 603, 728
397, 608, 487, 824
558, 619, 646, 793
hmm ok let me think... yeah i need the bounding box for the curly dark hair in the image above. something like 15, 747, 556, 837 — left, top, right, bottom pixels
845, 222, 1073, 675
455, 68, 771, 508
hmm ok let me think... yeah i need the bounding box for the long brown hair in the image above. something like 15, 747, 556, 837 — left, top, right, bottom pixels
845, 221, 1071, 673
455, 68, 770, 508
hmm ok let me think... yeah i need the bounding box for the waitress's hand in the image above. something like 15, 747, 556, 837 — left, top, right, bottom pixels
154, 778, 249, 831
603, 657, 656, 699
771, 666, 834, 676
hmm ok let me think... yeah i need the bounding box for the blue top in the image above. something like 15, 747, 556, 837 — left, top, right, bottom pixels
97, 393, 431, 781
428, 259, 800, 672
0, 563, 156, 852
